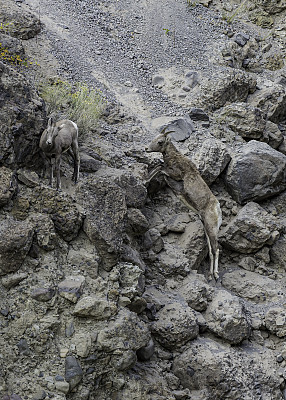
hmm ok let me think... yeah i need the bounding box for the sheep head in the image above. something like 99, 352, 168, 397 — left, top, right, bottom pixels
147, 127, 175, 153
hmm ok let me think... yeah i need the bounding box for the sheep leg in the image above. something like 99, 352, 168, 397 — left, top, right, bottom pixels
145, 165, 164, 185
71, 141, 80, 183
55, 154, 62, 190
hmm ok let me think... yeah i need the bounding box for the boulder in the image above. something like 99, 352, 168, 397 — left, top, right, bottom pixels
248, 84, 286, 123
29, 213, 56, 251
220, 202, 280, 253
254, 0, 286, 14
65, 356, 83, 390
0, 62, 46, 168
265, 306, 286, 337
76, 175, 127, 270
151, 115, 195, 142
73, 296, 117, 319
191, 138, 231, 184
31, 186, 84, 242
0, 3, 41, 39
173, 338, 282, 398
225, 141, 286, 203
222, 269, 285, 303
58, 275, 85, 303
180, 273, 214, 311
151, 301, 199, 350
0, 166, 15, 206
0, 218, 34, 275
198, 69, 257, 111
204, 290, 250, 344
270, 235, 286, 270
155, 217, 207, 276
96, 308, 150, 352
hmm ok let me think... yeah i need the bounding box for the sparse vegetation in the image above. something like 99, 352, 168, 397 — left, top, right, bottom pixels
39, 79, 106, 133
222, 0, 249, 24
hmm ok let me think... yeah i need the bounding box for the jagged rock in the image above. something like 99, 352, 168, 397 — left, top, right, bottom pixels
270, 235, 286, 270
58, 275, 85, 303
0, 32, 25, 57
73, 296, 117, 319
79, 152, 102, 172
96, 308, 150, 352
197, 69, 257, 111
180, 273, 214, 311
0, 3, 41, 39
220, 202, 280, 253
30, 287, 55, 302
143, 228, 164, 253
191, 138, 230, 185
76, 175, 127, 270
151, 115, 195, 142
0, 166, 15, 206
225, 141, 286, 203
29, 213, 56, 250
115, 263, 145, 300
222, 269, 285, 303
204, 290, 250, 344
65, 356, 83, 390
155, 217, 207, 276
17, 169, 40, 187
0, 218, 34, 275
151, 301, 199, 350
234, 32, 250, 47
248, 84, 286, 123
189, 107, 209, 121
165, 213, 191, 233
31, 186, 84, 241
215, 102, 266, 140
73, 332, 92, 357
254, 0, 286, 14
172, 338, 282, 398
127, 208, 149, 235
0, 62, 46, 169
265, 306, 286, 337
1, 272, 27, 288
136, 338, 155, 361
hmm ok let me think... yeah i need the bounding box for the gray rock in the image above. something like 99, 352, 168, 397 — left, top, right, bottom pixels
96, 308, 150, 352
17, 338, 30, 355
58, 275, 85, 303
270, 234, 286, 270
151, 115, 195, 142
31, 287, 55, 302
248, 84, 286, 123
185, 70, 199, 88
136, 338, 155, 361
198, 69, 257, 111
180, 273, 214, 311
0, 4, 41, 39
225, 141, 286, 203
204, 290, 250, 344
0, 62, 45, 169
127, 208, 149, 235
79, 152, 102, 172
116, 263, 145, 299
152, 75, 165, 88
189, 107, 209, 121
115, 350, 137, 371
143, 228, 164, 253
76, 175, 127, 270
0, 167, 15, 206
17, 169, 40, 187
222, 269, 285, 303
0, 219, 34, 275
1, 272, 28, 289
73, 296, 117, 319
173, 338, 282, 398
65, 356, 83, 390
29, 213, 56, 251
31, 187, 84, 242
191, 138, 231, 185
220, 202, 280, 253
265, 306, 286, 337
151, 301, 199, 350
234, 32, 250, 47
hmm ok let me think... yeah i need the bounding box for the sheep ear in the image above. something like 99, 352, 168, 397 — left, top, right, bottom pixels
48, 117, 54, 127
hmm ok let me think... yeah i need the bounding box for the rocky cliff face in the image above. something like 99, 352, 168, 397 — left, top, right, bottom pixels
1, 0, 286, 399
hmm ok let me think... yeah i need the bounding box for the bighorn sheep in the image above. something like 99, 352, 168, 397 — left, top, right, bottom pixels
147, 128, 222, 280
39, 117, 80, 190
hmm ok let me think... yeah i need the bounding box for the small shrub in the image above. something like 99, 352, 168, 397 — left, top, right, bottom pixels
39, 79, 106, 133
0, 42, 33, 67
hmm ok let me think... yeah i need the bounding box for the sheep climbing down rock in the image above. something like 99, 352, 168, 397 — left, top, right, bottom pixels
147, 128, 222, 280
39, 117, 80, 190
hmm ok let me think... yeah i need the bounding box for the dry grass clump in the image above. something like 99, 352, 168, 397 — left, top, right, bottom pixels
39, 79, 106, 133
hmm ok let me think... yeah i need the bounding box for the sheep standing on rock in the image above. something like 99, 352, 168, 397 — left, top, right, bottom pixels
147, 128, 222, 280
39, 117, 80, 190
